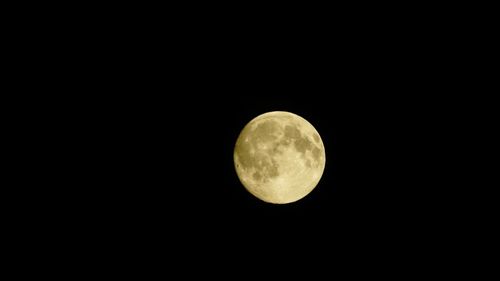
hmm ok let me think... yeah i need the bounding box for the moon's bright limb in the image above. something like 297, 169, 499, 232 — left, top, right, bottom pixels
234, 111, 326, 204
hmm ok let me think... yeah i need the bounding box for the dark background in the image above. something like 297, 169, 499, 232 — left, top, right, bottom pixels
79, 61, 455, 258
36, 7, 481, 274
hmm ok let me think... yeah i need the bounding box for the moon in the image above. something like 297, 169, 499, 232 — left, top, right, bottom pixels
234, 111, 326, 204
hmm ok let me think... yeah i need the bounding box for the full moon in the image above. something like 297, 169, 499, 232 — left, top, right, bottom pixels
234, 111, 326, 204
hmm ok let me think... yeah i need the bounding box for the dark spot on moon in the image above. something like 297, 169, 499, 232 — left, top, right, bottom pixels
305, 159, 311, 167
236, 120, 279, 171
284, 125, 314, 154
267, 159, 280, 178
284, 125, 301, 139
294, 135, 312, 154
279, 138, 291, 146
235, 142, 254, 169
312, 146, 321, 160
236, 147, 280, 180
271, 143, 282, 155
252, 120, 279, 143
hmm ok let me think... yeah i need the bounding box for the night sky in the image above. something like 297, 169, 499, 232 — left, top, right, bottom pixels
10, 2, 487, 277
67, 13, 474, 273
89, 81, 448, 259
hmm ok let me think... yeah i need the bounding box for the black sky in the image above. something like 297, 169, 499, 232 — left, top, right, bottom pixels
60, 11, 478, 272
7, 2, 489, 277
87, 78, 451, 257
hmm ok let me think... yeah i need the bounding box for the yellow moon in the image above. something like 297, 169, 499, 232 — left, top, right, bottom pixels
234, 111, 326, 204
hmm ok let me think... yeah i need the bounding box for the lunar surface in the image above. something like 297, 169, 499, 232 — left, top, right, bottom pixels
234, 111, 326, 204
